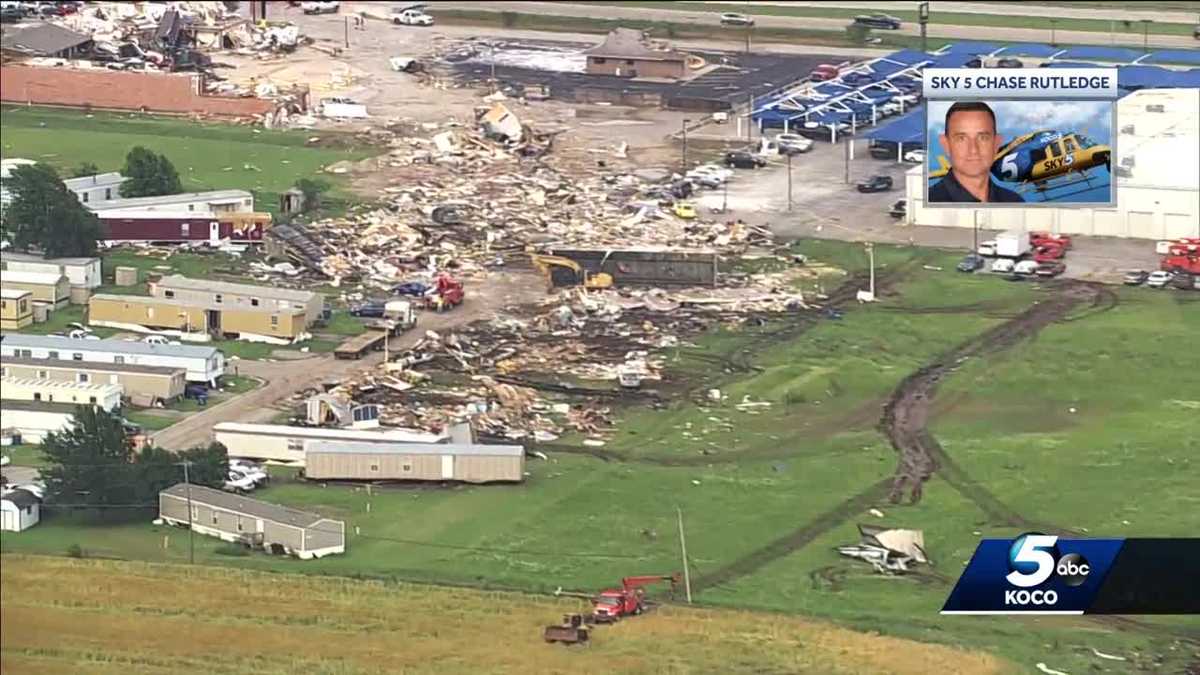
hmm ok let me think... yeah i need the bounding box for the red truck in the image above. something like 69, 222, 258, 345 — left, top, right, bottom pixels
426, 274, 464, 312
1161, 255, 1200, 274
589, 574, 682, 623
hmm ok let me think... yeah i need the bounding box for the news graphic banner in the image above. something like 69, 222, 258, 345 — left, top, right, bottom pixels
922, 68, 1119, 207
942, 535, 1200, 615
923, 68, 1120, 100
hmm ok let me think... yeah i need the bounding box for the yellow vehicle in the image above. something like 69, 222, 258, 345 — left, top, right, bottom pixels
672, 201, 697, 219
529, 253, 613, 292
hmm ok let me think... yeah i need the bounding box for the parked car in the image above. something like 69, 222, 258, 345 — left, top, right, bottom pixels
903, 149, 926, 164
0, 6, 22, 22
965, 56, 984, 69
870, 144, 898, 160
1014, 259, 1040, 276
719, 12, 754, 26
774, 133, 814, 154
391, 281, 429, 297
1146, 270, 1174, 288
143, 334, 179, 346
349, 301, 387, 318
301, 1, 339, 14
392, 4, 433, 26
856, 175, 893, 193
1169, 272, 1195, 291
991, 258, 1015, 274
810, 64, 839, 82
888, 199, 906, 219
184, 383, 209, 406
1035, 261, 1066, 277
854, 14, 902, 29
957, 254, 986, 273
229, 459, 269, 486
996, 58, 1024, 68
223, 471, 257, 493
724, 151, 767, 169
686, 172, 723, 189
1123, 270, 1150, 286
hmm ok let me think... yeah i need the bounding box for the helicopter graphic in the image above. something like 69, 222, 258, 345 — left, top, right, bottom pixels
930, 129, 1111, 196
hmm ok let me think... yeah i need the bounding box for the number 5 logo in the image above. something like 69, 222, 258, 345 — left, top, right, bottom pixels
1006, 534, 1058, 588
1001, 153, 1019, 181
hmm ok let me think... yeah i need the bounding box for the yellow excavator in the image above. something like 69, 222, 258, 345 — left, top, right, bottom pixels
529, 253, 613, 292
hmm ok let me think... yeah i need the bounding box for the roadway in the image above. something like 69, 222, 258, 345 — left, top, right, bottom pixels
429, 1, 1199, 49
699, 1, 1200, 24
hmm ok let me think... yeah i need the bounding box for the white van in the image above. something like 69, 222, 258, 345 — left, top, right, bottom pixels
991, 258, 1015, 274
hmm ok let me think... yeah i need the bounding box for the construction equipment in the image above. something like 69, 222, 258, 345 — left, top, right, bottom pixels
426, 275, 464, 312
529, 253, 613, 292
543, 613, 591, 645
555, 573, 681, 623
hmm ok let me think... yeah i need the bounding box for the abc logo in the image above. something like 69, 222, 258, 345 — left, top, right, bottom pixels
1005, 533, 1091, 590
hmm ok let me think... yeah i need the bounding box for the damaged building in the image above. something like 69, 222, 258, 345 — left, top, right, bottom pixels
583, 28, 690, 79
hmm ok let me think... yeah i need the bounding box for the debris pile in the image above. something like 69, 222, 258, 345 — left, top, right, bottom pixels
836, 524, 930, 574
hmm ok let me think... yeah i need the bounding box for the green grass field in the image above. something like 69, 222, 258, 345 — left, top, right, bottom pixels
0, 106, 371, 217
4, 241, 1197, 672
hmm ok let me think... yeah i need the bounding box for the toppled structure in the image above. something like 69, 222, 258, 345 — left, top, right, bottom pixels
836, 524, 930, 574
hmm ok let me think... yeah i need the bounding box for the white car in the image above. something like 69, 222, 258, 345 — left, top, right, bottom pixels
977, 240, 998, 256
1146, 270, 1174, 288
690, 163, 732, 180
719, 12, 754, 27
301, 1, 338, 14
991, 258, 1015, 274
1014, 260, 1039, 275
229, 460, 269, 486
903, 149, 925, 163
774, 133, 814, 154
143, 334, 180, 346
223, 471, 257, 493
0, 455, 9, 467
392, 4, 433, 25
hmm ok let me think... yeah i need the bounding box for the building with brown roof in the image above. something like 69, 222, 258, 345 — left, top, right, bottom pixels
583, 28, 688, 79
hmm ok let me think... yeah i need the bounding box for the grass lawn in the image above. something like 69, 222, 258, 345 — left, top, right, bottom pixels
590, 1, 1196, 36
1, 444, 48, 468
100, 249, 266, 287
163, 375, 260, 413
0, 106, 372, 218
0, 555, 1006, 675
122, 410, 181, 432
319, 310, 367, 337
6, 241, 1196, 671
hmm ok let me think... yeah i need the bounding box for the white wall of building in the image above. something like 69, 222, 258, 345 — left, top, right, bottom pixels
0, 497, 40, 532
0, 408, 75, 444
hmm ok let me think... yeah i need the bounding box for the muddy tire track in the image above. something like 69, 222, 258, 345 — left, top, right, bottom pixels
690, 478, 892, 593
879, 281, 1105, 526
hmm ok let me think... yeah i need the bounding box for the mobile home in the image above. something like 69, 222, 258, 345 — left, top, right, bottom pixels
0, 335, 225, 385
99, 212, 272, 244
0, 288, 33, 330
151, 275, 324, 327
0, 400, 77, 443
2, 252, 103, 290
0, 357, 186, 403
87, 189, 254, 216
87, 294, 307, 343
0, 377, 123, 411
158, 484, 345, 559
305, 441, 526, 483
0, 271, 71, 308
213, 422, 453, 465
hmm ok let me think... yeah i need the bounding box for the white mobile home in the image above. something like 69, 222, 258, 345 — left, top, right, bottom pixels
63, 172, 126, 207
0, 335, 225, 385
2, 252, 103, 290
0, 400, 77, 443
213, 422, 455, 465
0, 377, 123, 412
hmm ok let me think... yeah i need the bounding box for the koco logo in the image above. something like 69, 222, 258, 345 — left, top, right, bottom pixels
1004, 534, 1091, 606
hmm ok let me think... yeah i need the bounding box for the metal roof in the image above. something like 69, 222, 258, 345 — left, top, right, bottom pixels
87, 189, 252, 212
0, 288, 31, 299
0, 334, 220, 360
63, 173, 126, 191
1, 356, 183, 377
1, 252, 100, 267
0, 399, 80, 414
213, 422, 446, 444
160, 484, 339, 530
155, 275, 316, 304
307, 441, 525, 457
1, 271, 68, 286
1, 376, 123, 394
1, 488, 40, 508
0, 24, 92, 56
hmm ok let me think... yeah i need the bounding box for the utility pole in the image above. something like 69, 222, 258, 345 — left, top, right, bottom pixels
844, 136, 851, 184
866, 242, 876, 297
918, 2, 929, 53
787, 152, 793, 212
745, 25, 752, 54
1141, 20, 1152, 52
972, 210, 980, 255
182, 460, 195, 565
722, 175, 729, 213
677, 507, 692, 604
681, 118, 690, 171
490, 43, 497, 92
344, 16, 349, 49
747, 94, 754, 142
1050, 18, 1058, 48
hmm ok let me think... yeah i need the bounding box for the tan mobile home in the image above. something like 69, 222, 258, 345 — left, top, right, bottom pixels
0, 288, 33, 329
0, 357, 186, 402
305, 442, 526, 484
151, 275, 323, 327
0, 271, 70, 309
88, 294, 307, 342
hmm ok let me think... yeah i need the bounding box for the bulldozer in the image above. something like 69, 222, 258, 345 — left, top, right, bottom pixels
543, 613, 591, 645
529, 253, 613, 292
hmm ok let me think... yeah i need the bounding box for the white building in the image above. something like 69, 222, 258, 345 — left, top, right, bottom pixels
87, 189, 254, 216
2, 252, 103, 290
904, 88, 1200, 240
0, 376, 123, 412
0, 335, 225, 385
63, 172, 126, 206
1, 488, 40, 532
0, 400, 76, 443
213, 422, 460, 465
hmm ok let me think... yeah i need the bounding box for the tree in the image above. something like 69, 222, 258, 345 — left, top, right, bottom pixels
0, 163, 101, 257
120, 146, 182, 198
41, 407, 137, 518
294, 177, 330, 211
71, 162, 101, 178
845, 22, 870, 44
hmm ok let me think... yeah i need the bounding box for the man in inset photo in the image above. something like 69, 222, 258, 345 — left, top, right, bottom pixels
929, 101, 1024, 203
